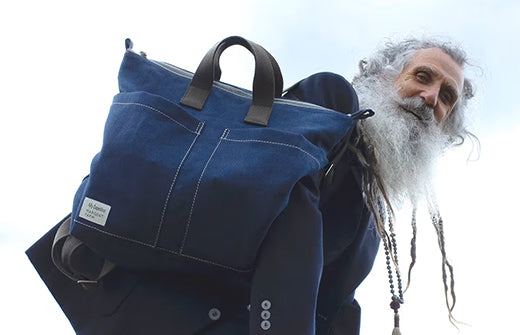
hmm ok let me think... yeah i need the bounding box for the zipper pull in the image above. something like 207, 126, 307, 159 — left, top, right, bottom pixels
348, 108, 374, 120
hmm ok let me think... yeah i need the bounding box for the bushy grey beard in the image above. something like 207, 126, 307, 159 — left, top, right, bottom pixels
353, 77, 449, 207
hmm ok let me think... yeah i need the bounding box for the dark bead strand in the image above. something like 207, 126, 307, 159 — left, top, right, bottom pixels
379, 202, 405, 334
385, 247, 395, 296
387, 209, 404, 303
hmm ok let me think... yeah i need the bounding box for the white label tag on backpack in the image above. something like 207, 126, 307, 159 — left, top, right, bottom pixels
79, 197, 111, 226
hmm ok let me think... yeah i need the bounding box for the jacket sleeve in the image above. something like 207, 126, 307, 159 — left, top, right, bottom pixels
316, 213, 380, 335
248, 176, 323, 335
316, 163, 380, 335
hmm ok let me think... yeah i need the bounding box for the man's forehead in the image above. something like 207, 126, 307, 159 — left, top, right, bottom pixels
404, 48, 464, 94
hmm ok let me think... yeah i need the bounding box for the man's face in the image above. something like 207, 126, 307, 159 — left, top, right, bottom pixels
354, 47, 464, 204
394, 48, 464, 123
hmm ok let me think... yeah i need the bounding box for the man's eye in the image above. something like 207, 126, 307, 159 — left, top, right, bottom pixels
416, 72, 430, 83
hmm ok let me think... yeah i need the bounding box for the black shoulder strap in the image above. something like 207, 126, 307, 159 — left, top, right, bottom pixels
52, 214, 115, 285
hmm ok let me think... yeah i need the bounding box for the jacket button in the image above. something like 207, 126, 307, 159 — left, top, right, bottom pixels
261, 320, 271, 330
261, 300, 271, 309
261, 310, 271, 320
208, 308, 221, 321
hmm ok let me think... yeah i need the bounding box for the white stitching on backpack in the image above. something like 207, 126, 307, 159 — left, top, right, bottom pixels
195, 121, 204, 135
157, 246, 253, 272
154, 122, 205, 247
179, 129, 229, 253
74, 219, 253, 272
222, 136, 321, 168
112, 102, 199, 134
75, 219, 157, 248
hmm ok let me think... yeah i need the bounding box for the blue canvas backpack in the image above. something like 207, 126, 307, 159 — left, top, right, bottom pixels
50, 36, 365, 282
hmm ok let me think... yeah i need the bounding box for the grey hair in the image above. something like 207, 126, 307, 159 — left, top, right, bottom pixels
352, 38, 476, 146
350, 38, 479, 328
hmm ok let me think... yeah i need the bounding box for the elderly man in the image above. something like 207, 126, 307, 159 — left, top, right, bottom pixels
284, 38, 474, 335
26, 37, 474, 335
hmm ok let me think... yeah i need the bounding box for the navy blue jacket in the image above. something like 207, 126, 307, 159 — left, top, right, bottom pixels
26, 72, 380, 335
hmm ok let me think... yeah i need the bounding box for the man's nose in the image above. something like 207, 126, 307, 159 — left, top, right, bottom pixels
419, 87, 439, 107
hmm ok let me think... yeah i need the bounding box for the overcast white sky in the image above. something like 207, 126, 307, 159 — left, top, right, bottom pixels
1, 1, 519, 334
